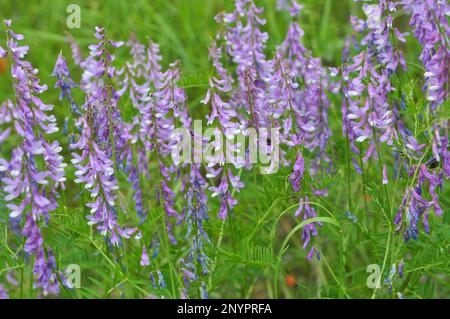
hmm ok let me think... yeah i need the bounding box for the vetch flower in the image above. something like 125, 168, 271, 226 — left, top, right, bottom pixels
0, 20, 66, 296
140, 246, 150, 266
71, 106, 137, 245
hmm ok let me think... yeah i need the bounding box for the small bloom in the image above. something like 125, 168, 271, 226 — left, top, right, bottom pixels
140, 246, 150, 266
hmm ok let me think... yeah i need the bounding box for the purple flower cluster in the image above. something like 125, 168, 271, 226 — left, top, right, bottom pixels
0, 20, 66, 296
402, 0, 450, 109
215, 0, 272, 130
71, 109, 137, 244
118, 33, 193, 248
276, 3, 333, 172
0, 284, 8, 299
0, 0, 448, 298
344, 1, 408, 171
180, 164, 211, 298
51, 52, 80, 145
204, 0, 334, 255
52, 52, 78, 112
395, 164, 443, 241
344, 0, 448, 241
70, 27, 138, 245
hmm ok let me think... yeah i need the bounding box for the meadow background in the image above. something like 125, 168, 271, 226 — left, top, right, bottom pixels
0, 0, 449, 299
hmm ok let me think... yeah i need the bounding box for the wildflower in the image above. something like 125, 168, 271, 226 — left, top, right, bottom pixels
52, 52, 77, 106
398, 260, 404, 278
116, 35, 166, 222
289, 152, 304, 192
65, 32, 84, 66
150, 61, 187, 239
0, 285, 8, 299
345, 211, 358, 223
215, 0, 272, 129
276, 0, 332, 254
157, 270, 166, 289
295, 197, 322, 250
402, 0, 449, 109
382, 165, 388, 184
140, 246, 150, 266
394, 164, 442, 241
384, 263, 396, 293
179, 163, 211, 297
52, 52, 81, 145
277, 0, 333, 162
71, 105, 137, 245
344, 0, 407, 170
202, 41, 243, 220
0, 20, 66, 295
200, 282, 208, 299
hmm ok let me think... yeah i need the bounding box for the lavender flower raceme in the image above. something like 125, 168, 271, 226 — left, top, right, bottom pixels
274, 1, 333, 256
118, 34, 189, 242
151, 61, 186, 242
215, 0, 272, 129
82, 29, 146, 230
0, 284, 8, 299
71, 27, 138, 245
402, 0, 450, 109
71, 103, 137, 245
115, 35, 166, 221
275, 48, 333, 172
52, 52, 81, 146
180, 164, 211, 298
403, 0, 450, 183
65, 32, 84, 66
0, 20, 66, 296
202, 40, 245, 220
392, 0, 449, 238
52, 52, 77, 108
344, 1, 407, 171
394, 164, 443, 241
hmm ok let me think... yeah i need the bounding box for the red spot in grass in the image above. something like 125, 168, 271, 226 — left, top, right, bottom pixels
0, 59, 7, 74
285, 274, 296, 288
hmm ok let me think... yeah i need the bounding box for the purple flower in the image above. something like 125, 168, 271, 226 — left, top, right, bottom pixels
183, 164, 211, 287
395, 164, 442, 241
289, 152, 304, 192
0, 285, 8, 299
33, 247, 60, 296
344, 0, 408, 171
295, 196, 322, 250
0, 20, 66, 295
52, 52, 77, 103
71, 109, 137, 245
202, 42, 243, 220
398, 260, 404, 278
402, 0, 450, 109
65, 32, 84, 66
52, 52, 81, 145
140, 246, 150, 266
215, 0, 272, 129
274, 2, 333, 253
